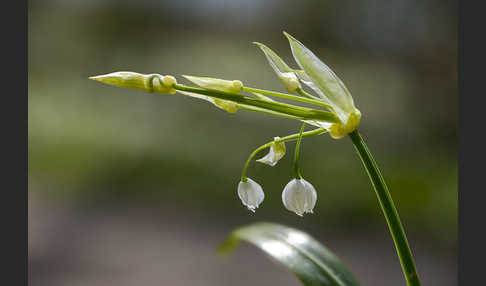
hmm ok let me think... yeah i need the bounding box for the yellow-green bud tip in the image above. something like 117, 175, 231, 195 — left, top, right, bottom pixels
89, 71, 177, 95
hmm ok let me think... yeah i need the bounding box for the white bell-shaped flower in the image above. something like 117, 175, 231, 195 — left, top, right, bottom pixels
238, 178, 265, 212
282, 178, 317, 216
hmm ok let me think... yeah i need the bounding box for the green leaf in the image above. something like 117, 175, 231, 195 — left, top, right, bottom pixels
219, 222, 360, 286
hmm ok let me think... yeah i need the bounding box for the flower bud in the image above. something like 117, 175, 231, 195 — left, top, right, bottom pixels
238, 178, 265, 212
282, 178, 317, 216
254, 42, 302, 94
256, 137, 286, 166
183, 75, 241, 113
89, 72, 177, 94
183, 75, 243, 93
280, 72, 301, 93
177, 90, 238, 113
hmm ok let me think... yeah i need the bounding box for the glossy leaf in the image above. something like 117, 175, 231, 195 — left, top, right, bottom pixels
219, 222, 360, 286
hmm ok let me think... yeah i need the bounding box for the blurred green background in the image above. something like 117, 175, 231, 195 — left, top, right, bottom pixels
29, 0, 457, 285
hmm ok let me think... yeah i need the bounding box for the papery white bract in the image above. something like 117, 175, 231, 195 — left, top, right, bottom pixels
282, 178, 317, 216
256, 137, 286, 167
284, 32, 361, 139
238, 178, 265, 212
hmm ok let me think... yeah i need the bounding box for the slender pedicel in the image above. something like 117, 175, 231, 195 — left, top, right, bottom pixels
240, 127, 327, 182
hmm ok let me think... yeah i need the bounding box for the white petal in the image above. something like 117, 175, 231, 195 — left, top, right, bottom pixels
282, 178, 317, 216
238, 178, 265, 212
284, 32, 356, 122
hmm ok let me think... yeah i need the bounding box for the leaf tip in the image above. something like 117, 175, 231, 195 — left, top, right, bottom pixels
216, 235, 240, 255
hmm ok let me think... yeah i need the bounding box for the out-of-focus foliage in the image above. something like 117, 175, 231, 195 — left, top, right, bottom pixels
29, 0, 457, 247
220, 222, 360, 286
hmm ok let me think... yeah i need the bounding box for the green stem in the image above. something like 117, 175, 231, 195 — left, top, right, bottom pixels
236, 104, 304, 121
348, 130, 421, 286
295, 87, 319, 100
293, 123, 306, 179
241, 127, 327, 181
174, 84, 339, 122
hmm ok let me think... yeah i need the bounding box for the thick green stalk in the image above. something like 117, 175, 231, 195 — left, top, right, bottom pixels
348, 130, 421, 286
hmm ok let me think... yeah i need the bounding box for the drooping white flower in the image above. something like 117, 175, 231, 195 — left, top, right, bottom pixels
256, 137, 286, 166
282, 178, 317, 216
238, 178, 265, 212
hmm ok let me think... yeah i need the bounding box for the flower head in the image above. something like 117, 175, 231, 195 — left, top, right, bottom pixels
282, 178, 317, 216
238, 178, 265, 212
256, 137, 286, 166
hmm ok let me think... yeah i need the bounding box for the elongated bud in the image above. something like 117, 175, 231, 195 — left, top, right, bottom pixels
182, 75, 242, 113
177, 90, 238, 113
282, 178, 317, 216
89, 72, 177, 94
256, 137, 286, 166
254, 42, 302, 93
183, 75, 243, 93
238, 178, 264, 212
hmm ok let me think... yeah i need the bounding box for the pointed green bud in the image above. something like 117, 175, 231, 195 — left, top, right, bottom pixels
254, 42, 302, 93
183, 75, 243, 93
89, 72, 177, 94
177, 90, 238, 113
182, 75, 242, 113
256, 137, 286, 166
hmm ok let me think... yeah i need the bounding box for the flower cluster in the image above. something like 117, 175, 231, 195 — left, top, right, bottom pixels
238, 123, 318, 216
90, 32, 361, 216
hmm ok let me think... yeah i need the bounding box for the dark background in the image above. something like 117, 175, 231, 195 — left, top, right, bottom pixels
28, 0, 457, 285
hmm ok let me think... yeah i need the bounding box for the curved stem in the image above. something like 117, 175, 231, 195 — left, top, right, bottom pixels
348, 130, 421, 286
241, 127, 327, 181
293, 123, 306, 179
